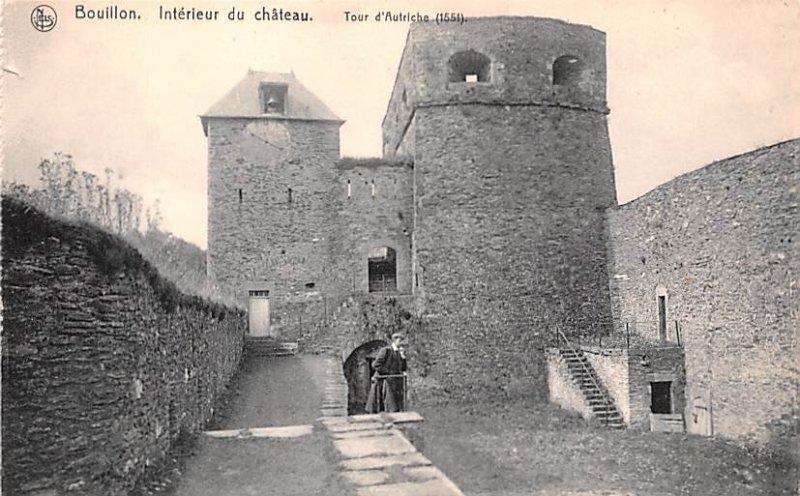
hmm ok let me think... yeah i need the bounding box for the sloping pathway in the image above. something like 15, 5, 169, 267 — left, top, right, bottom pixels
165, 354, 346, 496
164, 353, 465, 496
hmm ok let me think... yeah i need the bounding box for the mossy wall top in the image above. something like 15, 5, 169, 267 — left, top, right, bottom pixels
1, 197, 246, 495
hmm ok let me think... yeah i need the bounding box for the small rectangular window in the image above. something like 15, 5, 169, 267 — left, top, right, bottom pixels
249, 290, 269, 297
465, 74, 478, 83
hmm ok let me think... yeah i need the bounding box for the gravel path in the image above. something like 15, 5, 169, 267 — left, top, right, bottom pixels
210, 354, 328, 429
161, 354, 353, 496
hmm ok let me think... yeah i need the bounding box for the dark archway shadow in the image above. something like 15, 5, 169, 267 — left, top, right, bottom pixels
343, 340, 387, 415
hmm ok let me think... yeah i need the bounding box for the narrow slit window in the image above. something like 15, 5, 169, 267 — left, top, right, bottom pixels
288, 187, 293, 203
238, 188, 243, 203
347, 179, 351, 198
371, 180, 375, 198
658, 295, 667, 341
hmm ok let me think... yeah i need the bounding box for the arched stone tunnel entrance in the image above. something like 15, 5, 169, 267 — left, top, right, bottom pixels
343, 340, 387, 415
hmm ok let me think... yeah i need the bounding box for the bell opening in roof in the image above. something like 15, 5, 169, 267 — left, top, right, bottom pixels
260, 83, 288, 115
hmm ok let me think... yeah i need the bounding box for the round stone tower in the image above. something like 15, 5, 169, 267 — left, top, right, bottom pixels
382, 17, 617, 399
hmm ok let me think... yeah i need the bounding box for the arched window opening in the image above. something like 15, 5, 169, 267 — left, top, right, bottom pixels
368, 246, 397, 293
448, 50, 491, 83
553, 55, 583, 85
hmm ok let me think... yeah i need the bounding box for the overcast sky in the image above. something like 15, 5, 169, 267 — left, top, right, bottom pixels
4, 0, 799, 248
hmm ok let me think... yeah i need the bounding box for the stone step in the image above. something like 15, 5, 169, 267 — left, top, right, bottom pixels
245, 343, 298, 350
244, 340, 299, 357
246, 350, 296, 357
569, 366, 592, 372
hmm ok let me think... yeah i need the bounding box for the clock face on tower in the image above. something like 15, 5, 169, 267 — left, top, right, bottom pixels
245, 120, 290, 149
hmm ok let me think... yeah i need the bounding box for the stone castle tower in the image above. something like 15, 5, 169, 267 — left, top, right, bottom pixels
381, 18, 617, 396
204, 17, 617, 397
201, 71, 343, 336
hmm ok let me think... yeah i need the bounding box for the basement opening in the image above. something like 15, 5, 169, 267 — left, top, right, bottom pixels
650, 381, 672, 414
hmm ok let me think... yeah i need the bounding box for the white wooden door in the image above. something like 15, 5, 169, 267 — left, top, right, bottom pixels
248, 291, 272, 337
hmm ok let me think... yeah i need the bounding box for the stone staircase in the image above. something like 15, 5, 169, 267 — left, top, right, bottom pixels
244, 336, 299, 357
560, 348, 625, 429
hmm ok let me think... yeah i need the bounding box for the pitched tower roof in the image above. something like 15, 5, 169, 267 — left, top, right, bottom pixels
201, 70, 343, 134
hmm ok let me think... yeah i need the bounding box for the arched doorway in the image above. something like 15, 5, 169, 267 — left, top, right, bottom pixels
343, 340, 387, 415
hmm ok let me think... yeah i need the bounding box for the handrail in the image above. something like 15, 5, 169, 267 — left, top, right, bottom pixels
555, 327, 611, 426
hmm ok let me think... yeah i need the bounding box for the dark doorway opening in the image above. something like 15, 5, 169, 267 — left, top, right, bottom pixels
343, 340, 387, 415
368, 246, 397, 293
651, 381, 672, 414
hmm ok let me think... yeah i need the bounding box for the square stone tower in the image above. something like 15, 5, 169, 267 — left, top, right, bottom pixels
202, 71, 343, 337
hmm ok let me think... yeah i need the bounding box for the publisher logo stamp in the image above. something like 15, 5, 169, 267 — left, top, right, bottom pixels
31, 5, 57, 32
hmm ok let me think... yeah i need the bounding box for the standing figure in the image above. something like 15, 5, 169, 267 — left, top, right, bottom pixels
365, 333, 408, 413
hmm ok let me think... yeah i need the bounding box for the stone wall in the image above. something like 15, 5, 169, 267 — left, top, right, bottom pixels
626, 347, 686, 430
1, 198, 246, 495
582, 348, 631, 424
409, 102, 615, 401
329, 159, 414, 296
607, 139, 799, 445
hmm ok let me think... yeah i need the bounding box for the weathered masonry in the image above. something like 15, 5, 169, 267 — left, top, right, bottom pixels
203, 18, 798, 445
605, 140, 799, 444
1, 198, 245, 495
204, 17, 616, 403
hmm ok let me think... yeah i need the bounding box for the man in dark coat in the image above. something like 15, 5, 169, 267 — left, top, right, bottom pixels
365, 333, 407, 413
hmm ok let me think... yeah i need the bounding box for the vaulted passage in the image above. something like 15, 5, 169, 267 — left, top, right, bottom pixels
343, 340, 387, 414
